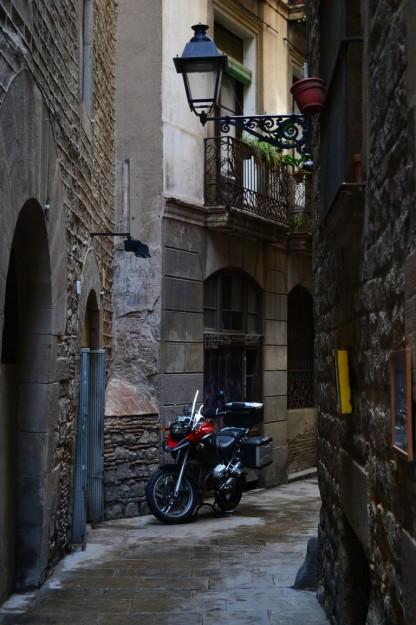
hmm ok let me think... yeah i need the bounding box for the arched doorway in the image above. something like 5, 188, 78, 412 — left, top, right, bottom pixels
72, 288, 105, 546
0, 201, 52, 600
287, 284, 314, 409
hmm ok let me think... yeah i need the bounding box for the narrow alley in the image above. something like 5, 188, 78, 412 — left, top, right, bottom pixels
0, 479, 327, 625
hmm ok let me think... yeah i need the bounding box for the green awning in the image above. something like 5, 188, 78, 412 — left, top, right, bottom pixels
224, 55, 252, 86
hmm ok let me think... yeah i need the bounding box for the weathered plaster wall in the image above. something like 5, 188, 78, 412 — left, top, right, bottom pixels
112, 0, 163, 408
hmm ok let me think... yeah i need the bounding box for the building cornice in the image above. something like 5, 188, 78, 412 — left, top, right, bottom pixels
163, 197, 289, 243
164, 197, 207, 227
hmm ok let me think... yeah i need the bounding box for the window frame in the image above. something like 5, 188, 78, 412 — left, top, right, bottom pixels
204, 271, 262, 335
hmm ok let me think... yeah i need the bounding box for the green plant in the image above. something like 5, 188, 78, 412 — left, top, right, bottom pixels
289, 211, 312, 231
241, 133, 311, 170
241, 133, 282, 166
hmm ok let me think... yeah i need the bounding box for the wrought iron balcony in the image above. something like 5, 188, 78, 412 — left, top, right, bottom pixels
204, 136, 289, 225
287, 172, 312, 253
289, 173, 312, 232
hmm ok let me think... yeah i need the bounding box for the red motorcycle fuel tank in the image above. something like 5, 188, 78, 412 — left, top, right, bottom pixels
186, 420, 215, 442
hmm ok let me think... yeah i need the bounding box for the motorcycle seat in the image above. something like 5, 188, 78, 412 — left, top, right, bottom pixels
215, 427, 247, 451
218, 427, 247, 441
215, 434, 237, 451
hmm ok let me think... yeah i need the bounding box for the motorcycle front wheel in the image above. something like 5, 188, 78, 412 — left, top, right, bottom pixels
215, 476, 243, 513
146, 467, 198, 524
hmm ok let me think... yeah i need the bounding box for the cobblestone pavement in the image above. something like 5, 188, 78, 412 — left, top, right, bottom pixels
0, 478, 328, 625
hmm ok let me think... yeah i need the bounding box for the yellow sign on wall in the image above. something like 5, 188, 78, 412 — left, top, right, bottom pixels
335, 350, 352, 414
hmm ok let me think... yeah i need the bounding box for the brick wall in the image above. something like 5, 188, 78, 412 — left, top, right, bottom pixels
288, 430, 316, 473
104, 415, 160, 519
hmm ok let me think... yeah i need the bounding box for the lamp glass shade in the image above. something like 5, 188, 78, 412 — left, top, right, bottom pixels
174, 24, 227, 118
181, 65, 223, 117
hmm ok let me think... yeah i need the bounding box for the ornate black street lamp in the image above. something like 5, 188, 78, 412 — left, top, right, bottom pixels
174, 24, 313, 158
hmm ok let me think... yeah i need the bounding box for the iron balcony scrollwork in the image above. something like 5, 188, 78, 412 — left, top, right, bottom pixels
204, 136, 290, 224
201, 113, 311, 155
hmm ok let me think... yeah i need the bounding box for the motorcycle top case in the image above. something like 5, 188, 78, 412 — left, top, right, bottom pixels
240, 436, 273, 469
223, 401, 263, 427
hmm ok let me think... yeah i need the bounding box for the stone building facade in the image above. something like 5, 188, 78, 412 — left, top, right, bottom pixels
0, 0, 116, 602
307, 1, 416, 624
105, 0, 317, 519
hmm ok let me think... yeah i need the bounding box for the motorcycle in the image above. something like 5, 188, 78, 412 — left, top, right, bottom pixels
145, 390, 273, 524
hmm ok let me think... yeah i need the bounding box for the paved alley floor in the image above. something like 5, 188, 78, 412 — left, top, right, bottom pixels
0, 478, 328, 625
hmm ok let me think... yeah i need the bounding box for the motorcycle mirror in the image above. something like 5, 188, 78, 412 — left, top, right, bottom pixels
216, 390, 225, 401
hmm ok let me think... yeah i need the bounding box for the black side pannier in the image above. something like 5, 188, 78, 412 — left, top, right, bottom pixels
240, 436, 273, 469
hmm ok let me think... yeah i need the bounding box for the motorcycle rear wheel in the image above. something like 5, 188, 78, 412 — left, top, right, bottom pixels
215, 476, 243, 513
146, 467, 198, 524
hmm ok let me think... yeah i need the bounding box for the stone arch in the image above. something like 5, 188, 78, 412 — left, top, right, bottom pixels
71, 248, 104, 543
0, 70, 66, 597
78, 248, 103, 349
205, 233, 265, 289
205, 265, 263, 291
0, 70, 67, 339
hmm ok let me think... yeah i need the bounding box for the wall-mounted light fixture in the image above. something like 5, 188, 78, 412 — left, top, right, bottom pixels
91, 232, 151, 258
44, 197, 50, 221
174, 24, 324, 159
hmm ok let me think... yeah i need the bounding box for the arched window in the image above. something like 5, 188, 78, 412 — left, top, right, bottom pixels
287, 285, 314, 409
81, 0, 93, 114
204, 270, 261, 334
203, 271, 262, 406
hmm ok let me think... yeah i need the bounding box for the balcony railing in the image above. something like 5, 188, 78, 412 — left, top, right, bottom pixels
204, 136, 289, 224
288, 173, 312, 234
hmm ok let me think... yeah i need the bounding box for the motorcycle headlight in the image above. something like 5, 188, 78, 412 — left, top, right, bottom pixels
170, 422, 184, 436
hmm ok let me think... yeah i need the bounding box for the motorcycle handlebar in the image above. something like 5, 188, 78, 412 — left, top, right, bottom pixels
201, 408, 226, 419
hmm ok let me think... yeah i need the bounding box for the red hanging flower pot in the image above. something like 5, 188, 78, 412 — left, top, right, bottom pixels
290, 77, 326, 115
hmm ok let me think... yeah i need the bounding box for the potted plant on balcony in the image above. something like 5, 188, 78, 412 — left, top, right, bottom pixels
290, 211, 312, 233
291, 77, 325, 115
280, 153, 313, 179
241, 135, 313, 172
241, 134, 283, 167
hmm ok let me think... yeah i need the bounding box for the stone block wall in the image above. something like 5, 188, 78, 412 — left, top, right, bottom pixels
160, 217, 205, 427
0, 0, 116, 582
104, 415, 160, 519
307, 0, 416, 624
261, 245, 289, 486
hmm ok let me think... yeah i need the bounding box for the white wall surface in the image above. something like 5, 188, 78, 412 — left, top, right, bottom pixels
162, 0, 210, 204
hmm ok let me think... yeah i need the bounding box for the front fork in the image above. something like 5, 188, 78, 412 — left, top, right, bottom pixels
173, 447, 190, 498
